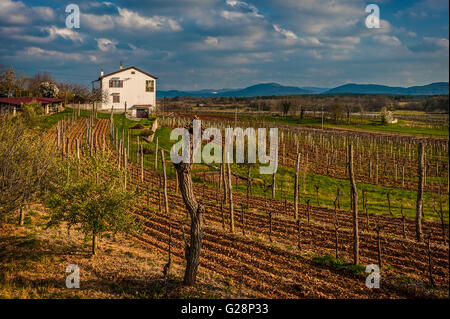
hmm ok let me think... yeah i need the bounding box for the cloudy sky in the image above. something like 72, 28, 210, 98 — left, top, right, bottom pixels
1, 0, 448, 90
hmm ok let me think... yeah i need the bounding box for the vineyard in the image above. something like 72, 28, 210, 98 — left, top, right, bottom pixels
41, 109, 449, 299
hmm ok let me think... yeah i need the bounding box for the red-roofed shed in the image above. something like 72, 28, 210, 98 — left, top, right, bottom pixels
0, 97, 63, 115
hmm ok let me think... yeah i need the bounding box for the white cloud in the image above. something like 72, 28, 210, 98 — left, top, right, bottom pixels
0, 0, 54, 25
82, 5, 181, 32
116, 7, 182, 31
10, 26, 83, 43
225, 0, 264, 19
97, 38, 118, 51
20, 47, 85, 62
373, 35, 402, 46
299, 36, 322, 47
204, 36, 219, 47
273, 24, 298, 43
423, 37, 449, 50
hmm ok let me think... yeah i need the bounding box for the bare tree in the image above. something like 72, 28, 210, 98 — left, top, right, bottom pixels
0, 65, 26, 97
0, 115, 56, 222
173, 120, 205, 286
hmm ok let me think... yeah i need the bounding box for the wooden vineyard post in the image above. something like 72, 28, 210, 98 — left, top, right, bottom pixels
268, 209, 273, 243
136, 136, 140, 164
432, 186, 446, 246
400, 203, 406, 239
127, 130, 130, 159
416, 142, 424, 242
375, 223, 384, 268
222, 145, 228, 204
56, 122, 60, 149
227, 159, 234, 233
314, 185, 320, 206
124, 147, 128, 189
18, 206, 24, 226
336, 187, 340, 210
294, 153, 300, 221
219, 161, 223, 199
163, 222, 172, 280
220, 202, 225, 230
427, 233, 435, 287
272, 172, 276, 199
246, 165, 251, 209
387, 191, 393, 216
348, 144, 359, 265
158, 176, 162, 212
375, 153, 379, 184
402, 164, 405, 188
241, 204, 245, 236
296, 219, 301, 252
155, 137, 159, 171
306, 199, 311, 223
140, 145, 144, 183
161, 150, 169, 216
118, 139, 122, 169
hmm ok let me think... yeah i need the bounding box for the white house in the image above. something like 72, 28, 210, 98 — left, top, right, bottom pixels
94, 63, 157, 117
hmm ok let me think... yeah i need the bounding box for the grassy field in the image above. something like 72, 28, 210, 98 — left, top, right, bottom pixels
208, 112, 449, 137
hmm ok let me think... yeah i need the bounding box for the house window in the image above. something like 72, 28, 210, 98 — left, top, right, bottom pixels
131, 71, 135, 74
112, 94, 120, 103
145, 80, 154, 92
109, 79, 123, 88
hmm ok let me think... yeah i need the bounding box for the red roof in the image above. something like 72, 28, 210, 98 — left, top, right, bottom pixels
0, 97, 63, 106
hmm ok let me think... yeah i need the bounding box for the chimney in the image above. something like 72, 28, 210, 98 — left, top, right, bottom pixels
100, 69, 104, 77
120, 61, 123, 70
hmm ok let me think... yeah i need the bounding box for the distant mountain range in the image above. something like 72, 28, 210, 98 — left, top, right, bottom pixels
157, 82, 449, 98
325, 82, 449, 95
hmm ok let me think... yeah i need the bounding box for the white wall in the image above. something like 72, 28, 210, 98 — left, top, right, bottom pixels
100, 67, 156, 111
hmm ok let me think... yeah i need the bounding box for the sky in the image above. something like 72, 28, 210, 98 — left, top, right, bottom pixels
1, 0, 448, 90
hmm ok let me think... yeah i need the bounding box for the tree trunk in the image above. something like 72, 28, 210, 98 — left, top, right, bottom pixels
416, 142, 424, 242
174, 161, 204, 286
348, 144, 359, 265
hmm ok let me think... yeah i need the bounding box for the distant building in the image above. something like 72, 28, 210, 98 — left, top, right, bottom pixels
0, 97, 63, 115
93, 62, 158, 118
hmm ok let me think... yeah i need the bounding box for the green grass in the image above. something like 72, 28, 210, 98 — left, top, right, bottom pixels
312, 254, 365, 276
36, 108, 76, 131
222, 161, 448, 222
201, 112, 449, 137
